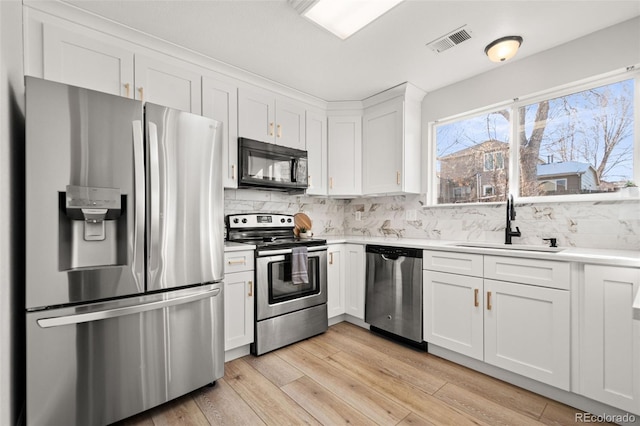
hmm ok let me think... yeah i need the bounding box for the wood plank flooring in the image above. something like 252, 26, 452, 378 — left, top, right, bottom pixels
114, 322, 611, 426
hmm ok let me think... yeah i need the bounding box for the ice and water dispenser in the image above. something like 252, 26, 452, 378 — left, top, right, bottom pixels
59, 185, 127, 270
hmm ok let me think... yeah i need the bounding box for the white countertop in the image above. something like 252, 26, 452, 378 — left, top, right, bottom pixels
224, 241, 256, 252
325, 236, 640, 268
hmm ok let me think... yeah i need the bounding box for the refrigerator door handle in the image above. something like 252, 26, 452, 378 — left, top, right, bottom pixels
37, 287, 221, 328
132, 120, 145, 291
148, 121, 161, 279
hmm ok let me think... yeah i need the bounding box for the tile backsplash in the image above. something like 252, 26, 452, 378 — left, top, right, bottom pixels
225, 189, 640, 250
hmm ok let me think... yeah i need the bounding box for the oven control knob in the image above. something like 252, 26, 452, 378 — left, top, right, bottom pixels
281, 218, 285, 223
287, 218, 292, 223
242, 218, 247, 224
233, 218, 239, 224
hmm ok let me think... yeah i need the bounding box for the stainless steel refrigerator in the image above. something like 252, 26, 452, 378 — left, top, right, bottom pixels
25, 77, 225, 426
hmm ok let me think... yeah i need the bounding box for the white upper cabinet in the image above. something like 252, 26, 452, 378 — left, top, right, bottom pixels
134, 54, 202, 114
327, 115, 362, 196
202, 75, 239, 188
362, 83, 425, 195
238, 86, 306, 150
306, 110, 328, 195
40, 22, 202, 114
42, 23, 133, 97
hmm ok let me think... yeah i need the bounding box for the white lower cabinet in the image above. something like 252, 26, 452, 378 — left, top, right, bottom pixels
223, 250, 254, 353
424, 250, 570, 391
327, 244, 345, 318
423, 270, 484, 360
484, 279, 570, 390
579, 264, 640, 415
344, 244, 366, 320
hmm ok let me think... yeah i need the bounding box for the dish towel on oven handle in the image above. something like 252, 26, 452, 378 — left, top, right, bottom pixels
291, 246, 309, 285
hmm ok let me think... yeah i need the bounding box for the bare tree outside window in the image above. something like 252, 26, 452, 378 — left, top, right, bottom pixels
520, 79, 634, 196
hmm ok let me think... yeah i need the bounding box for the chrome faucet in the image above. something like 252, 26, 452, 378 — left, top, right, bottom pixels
505, 195, 521, 244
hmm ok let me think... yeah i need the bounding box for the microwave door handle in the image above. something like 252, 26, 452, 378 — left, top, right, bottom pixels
291, 158, 298, 183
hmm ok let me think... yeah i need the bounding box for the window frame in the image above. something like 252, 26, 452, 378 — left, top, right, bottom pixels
427, 67, 640, 207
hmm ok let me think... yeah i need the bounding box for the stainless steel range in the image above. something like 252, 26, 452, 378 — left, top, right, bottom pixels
226, 213, 328, 355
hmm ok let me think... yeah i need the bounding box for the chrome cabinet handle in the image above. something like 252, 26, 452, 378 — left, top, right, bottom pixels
329, 252, 334, 265
138, 86, 144, 102
269, 122, 274, 136
231, 164, 236, 180
329, 177, 333, 189
276, 124, 282, 138
227, 258, 246, 266
397, 171, 401, 185
37, 288, 221, 328
124, 83, 131, 98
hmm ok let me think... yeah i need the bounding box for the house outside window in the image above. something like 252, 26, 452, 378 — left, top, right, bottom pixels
431, 72, 637, 205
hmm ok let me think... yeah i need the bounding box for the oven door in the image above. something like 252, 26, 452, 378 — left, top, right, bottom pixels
255, 246, 327, 321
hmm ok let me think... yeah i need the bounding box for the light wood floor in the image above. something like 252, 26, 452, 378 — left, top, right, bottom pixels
114, 322, 611, 426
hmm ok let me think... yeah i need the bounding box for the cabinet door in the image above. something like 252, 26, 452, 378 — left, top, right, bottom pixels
344, 244, 365, 319
484, 279, 570, 390
134, 54, 202, 114
363, 98, 403, 194
275, 99, 306, 150
328, 116, 362, 196
423, 271, 484, 360
238, 87, 275, 143
580, 265, 640, 414
203, 76, 239, 188
43, 23, 134, 97
224, 270, 254, 351
306, 110, 328, 195
327, 245, 345, 318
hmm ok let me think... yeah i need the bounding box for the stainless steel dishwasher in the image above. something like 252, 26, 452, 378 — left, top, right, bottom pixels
365, 245, 424, 344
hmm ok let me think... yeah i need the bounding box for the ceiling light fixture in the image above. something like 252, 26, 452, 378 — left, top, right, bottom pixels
484, 36, 523, 62
290, 0, 403, 40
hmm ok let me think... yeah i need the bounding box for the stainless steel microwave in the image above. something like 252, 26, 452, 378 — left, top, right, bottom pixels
238, 138, 308, 193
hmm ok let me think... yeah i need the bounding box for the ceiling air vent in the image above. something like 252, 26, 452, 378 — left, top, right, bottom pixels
427, 26, 472, 53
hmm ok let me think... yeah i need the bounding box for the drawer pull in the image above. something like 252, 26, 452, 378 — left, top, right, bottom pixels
474, 289, 479, 307
329, 252, 334, 265
227, 259, 246, 266
487, 291, 492, 311
276, 124, 282, 138
248, 280, 253, 297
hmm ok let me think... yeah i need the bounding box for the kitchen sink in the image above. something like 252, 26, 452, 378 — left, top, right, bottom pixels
451, 242, 564, 253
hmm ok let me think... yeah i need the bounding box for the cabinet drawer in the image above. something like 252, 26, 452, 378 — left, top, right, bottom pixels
224, 250, 254, 273
484, 256, 569, 290
423, 250, 483, 277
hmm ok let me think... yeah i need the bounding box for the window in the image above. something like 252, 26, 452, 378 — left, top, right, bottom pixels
435, 109, 510, 204
431, 72, 637, 205
519, 78, 635, 197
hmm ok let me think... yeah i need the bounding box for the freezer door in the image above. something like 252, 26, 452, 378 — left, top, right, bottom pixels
26, 283, 224, 426
145, 103, 224, 291
25, 77, 145, 308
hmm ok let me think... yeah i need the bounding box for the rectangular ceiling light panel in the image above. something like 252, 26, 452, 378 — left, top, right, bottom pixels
300, 0, 404, 40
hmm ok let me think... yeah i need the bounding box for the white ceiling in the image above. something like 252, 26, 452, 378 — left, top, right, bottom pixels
64, 0, 640, 101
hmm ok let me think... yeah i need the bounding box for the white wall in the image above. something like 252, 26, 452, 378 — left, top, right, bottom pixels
422, 16, 640, 122
0, 1, 25, 424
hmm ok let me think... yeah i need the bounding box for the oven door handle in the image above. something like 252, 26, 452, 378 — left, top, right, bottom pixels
257, 245, 328, 257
